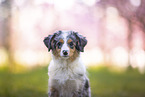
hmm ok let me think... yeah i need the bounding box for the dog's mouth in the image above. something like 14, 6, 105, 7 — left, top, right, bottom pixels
62, 55, 69, 57
61, 55, 69, 59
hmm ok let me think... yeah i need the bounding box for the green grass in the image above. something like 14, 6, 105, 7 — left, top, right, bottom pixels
0, 67, 48, 97
0, 66, 145, 97
89, 67, 145, 97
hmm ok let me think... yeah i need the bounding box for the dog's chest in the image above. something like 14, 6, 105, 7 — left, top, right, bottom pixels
48, 60, 85, 84
56, 67, 79, 83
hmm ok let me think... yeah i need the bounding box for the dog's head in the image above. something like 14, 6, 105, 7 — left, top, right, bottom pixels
43, 30, 87, 60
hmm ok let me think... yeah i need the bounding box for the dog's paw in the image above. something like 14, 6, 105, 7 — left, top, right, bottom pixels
49, 88, 59, 97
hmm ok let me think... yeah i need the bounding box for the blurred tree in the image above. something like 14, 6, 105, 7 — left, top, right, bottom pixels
0, 0, 14, 70
97, 0, 145, 65
136, 0, 145, 50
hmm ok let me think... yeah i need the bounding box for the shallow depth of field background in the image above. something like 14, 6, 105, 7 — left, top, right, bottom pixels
0, 0, 145, 97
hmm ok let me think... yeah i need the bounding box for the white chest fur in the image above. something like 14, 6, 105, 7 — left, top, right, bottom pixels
48, 57, 86, 84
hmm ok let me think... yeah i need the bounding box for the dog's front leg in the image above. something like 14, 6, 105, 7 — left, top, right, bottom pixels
72, 91, 83, 97
48, 88, 59, 97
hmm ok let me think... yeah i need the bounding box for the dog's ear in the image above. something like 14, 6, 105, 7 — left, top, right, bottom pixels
43, 34, 56, 51
74, 32, 87, 52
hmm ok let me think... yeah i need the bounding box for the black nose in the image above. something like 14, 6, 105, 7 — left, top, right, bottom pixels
63, 50, 68, 55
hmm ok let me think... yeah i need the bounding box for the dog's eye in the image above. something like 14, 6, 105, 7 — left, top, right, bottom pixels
69, 42, 74, 49
69, 42, 73, 46
57, 42, 62, 49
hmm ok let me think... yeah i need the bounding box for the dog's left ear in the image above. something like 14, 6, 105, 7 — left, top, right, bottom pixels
74, 32, 87, 52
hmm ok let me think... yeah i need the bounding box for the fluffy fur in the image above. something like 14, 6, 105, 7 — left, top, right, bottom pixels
44, 30, 91, 97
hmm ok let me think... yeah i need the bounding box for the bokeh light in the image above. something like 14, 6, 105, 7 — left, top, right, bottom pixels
0, 0, 145, 73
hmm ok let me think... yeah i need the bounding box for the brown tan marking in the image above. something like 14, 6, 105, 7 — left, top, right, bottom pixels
59, 39, 64, 43
52, 39, 64, 59
67, 39, 72, 44
52, 46, 61, 59
67, 39, 79, 62
68, 49, 79, 62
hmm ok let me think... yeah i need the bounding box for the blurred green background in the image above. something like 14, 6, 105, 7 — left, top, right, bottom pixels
0, 0, 145, 97
0, 66, 145, 97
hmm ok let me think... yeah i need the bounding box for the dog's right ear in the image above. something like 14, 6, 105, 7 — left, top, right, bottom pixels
43, 31, 62, 51
43, 35, 55, 51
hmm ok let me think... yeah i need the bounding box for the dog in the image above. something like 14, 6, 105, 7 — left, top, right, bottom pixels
43, 30, 91, 97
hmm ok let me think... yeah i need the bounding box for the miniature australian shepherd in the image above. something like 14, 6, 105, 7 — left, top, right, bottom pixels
43, 30, 91, 97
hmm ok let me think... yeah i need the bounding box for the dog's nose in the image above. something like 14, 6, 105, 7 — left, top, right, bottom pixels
63, 50, 68, 55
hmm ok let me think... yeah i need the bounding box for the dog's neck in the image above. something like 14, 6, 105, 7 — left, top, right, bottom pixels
51, 54, 81, 67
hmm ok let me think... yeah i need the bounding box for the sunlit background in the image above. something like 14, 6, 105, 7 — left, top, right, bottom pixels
0, 0, 145, 73
0, 0, 145, 97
